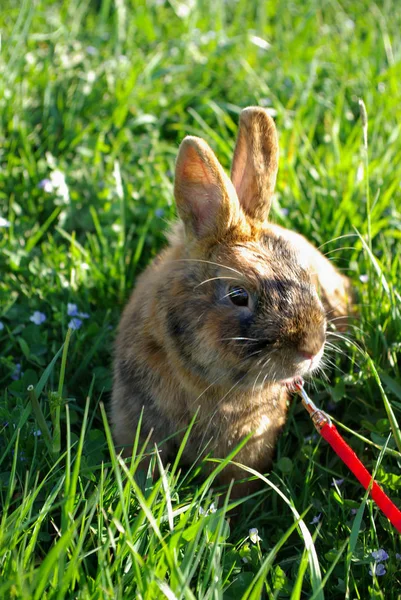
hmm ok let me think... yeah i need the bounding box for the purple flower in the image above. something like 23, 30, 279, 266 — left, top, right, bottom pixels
369, 563, 386, 576
30, 311, 46, 325
310, 513, 321, 525
371, 549, 389, 562
331, 478, 344, 487
0, 217, 11, 227
326, 400, 337, 412
155, 208, 165, 218
0, 321, 4, 331
38, 178, 54, 193
11, 363, 23, 380
350, 508, 358, 515
67, 303, 79, 316
68, 318, 82, 331
86, 46, 98, 55
67, 303, 90, 319
280, 208, 289, 216
33, 429, 42, 437
396, 553, 401, 561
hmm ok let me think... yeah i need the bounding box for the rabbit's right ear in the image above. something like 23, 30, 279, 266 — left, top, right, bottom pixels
231, 107, 279, 222
174, 136, 241, 240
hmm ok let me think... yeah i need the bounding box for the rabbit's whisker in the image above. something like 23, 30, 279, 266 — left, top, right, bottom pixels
219, 337, 260, 342
317, 233, 358, 251
198, 377, 245, 449
329, 315, 362, 324
324, 342, 361, 369
256, 348, 277, 367
252, 370, 263, 395
252, 356, 272, 393
324, 341, 350, 358
326, 331, 362, 352
173, 258, 245, 278
195, 276, 238, 289
315, 365, 329, 382
322, 246, 357, 257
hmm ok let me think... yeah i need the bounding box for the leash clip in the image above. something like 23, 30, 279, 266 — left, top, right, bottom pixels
293, 379, 331, 432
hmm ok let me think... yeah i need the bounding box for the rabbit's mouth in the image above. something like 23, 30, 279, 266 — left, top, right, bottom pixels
277, 344, 324, 387
282, 377, 304, 392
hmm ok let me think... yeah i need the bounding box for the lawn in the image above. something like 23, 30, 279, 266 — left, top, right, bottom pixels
1, 0, 401, 597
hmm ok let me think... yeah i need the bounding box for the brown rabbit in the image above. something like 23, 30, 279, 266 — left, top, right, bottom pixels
111, 107, 352, 495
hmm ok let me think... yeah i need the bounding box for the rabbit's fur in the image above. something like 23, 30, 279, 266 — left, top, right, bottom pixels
112, 107, 352, 494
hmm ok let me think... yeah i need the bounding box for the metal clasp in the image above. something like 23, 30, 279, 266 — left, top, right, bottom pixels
294, 379, 331, 432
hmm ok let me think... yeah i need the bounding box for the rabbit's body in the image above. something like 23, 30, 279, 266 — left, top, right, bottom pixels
112, 108, 351, 493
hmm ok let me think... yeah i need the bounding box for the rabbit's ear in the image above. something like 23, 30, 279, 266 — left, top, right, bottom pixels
174, 136, 240, 239
231, 107, 279, 222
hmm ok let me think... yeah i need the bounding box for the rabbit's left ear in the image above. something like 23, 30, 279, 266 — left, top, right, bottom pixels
231, 107, 279, 222
174, 136, 241, 240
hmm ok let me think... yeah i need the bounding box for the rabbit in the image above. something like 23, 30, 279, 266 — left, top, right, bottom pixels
111, 107, 352, 496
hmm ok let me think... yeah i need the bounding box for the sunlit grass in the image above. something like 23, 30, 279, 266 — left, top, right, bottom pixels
1, 0, 401, 597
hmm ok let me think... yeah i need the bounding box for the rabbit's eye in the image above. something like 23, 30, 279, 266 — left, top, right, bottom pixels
228, 286, 249, 307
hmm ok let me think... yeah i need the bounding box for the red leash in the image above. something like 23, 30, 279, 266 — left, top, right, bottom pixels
294, 380, 401, 534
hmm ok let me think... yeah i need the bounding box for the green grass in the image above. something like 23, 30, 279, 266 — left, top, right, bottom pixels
1, 0, 401, 597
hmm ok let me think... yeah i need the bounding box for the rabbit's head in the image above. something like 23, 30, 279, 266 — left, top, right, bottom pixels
160, 108, 326, 391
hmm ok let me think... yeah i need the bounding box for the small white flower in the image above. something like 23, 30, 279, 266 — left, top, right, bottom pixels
344, 18, 355, 31
356, 163, 364, 183
176, 3, 191, 18
242, 556, 249, 564
38, 178, 54, 193
33, 429, 42, 437
86, 46, 98, 55
25, 52, 36, 65
87, 70, 96, 83
359, 274, 369, 283
249, 528, 262, 543
209, 502, 217, 513
50, 169, 70, 203
30, 311, 47, 325
0, 217, 11, 227
249, 35, 271, 51
198, 506, 206, 516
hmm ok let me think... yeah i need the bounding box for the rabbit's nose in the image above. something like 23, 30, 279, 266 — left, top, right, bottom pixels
299, 350, 315, 361
298, 331, 325, 360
